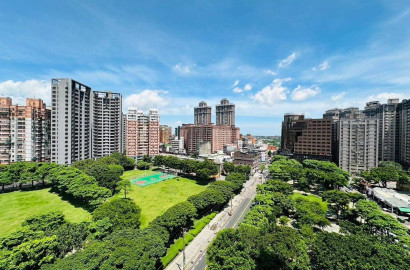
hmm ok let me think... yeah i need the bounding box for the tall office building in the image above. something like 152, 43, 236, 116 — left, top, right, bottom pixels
51, 78, 92, 164
194, 101, 212, 125
281, 114, 332, 162
126, 108, 159, 159
0, 97, 50, 164
91, 91, 122, 159
216, 98, 235, 126
281, 113, 305, 153
398, 99, 410, 167
339, 118, 379, 174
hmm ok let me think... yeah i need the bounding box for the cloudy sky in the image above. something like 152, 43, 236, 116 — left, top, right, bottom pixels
0, 0, 409, 135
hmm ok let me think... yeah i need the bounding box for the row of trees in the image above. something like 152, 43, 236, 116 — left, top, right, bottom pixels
153, 155, 219, 181
207, 157, 410, 269
269, 156, 350, 191
361, 161, 410, 187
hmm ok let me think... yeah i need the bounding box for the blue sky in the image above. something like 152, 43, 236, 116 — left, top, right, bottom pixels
0, 0, 409, 135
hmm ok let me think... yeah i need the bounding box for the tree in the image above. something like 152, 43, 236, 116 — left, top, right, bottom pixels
86, 163, 124, 192
207, 229, 256, 270
43, 229, 167, 270
260, 164, 266, 172
35, 163, 59, 187
208, 181, 235, 202
310, 232, 410, 270
321, 190, 350, 218
267, 150, 272, 157
92, 198, 141, 231
110, 152, 135, 170
6, 235, 59, 270
142, 154, 152, 163
188, 189, 226, 214
151, 202, 197, 235
116, 179, 133, 199
226, 173, 247, 193
348, 192, 366, 207
22, 212, 66, 233
257, 227, 310, 270
223, 162, 235, 175
197, 168, 212, 182
136, 160, 150, 170
294, 197, 329, 228
0, 165, 13, 191
257, 180, 294, 196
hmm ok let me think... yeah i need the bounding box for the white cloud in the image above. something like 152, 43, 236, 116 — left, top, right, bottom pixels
0, 80, 50, 105
313, 60, 330, 71
252, 78, 291, 105
291, 85, 321, 101
124, 90, 170, 111
367, 92, 404, 103
278, 52, 296, 68
233, 83, 252, 93
331, 92, 346, 101
264, 69, 277, 76
233, 87, 243, 93
232, 80, 239, 87
319, 60, 330, 71
173, 63, 194, 74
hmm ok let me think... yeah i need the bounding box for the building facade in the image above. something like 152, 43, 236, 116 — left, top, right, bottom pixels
0, 97, 51, 164
51, 79, 92, 164
398, 99, 410, 167
194, 101, 212, 125
159, 125, 173, 144
339, 118, 379, 174
293, 119, 332, 162
91, 91, 122, 159
126, 108, 159, 159
216, 98, 235, 126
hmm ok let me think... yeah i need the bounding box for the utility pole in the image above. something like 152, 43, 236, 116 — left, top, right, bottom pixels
182, 227, 186, 269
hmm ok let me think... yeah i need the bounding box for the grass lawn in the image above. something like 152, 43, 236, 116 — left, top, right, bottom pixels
118, 170, 207, 228
121, 169, 158, 181
0, 189, 91, 238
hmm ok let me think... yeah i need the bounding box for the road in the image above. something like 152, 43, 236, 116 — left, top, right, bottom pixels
166, 172, 263, 270
192, 194, 255, 270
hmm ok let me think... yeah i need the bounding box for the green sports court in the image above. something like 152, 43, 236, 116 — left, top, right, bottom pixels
130, 172, 177, 187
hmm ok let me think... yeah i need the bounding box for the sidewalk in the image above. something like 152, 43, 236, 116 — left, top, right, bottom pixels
165, 176, 259, 270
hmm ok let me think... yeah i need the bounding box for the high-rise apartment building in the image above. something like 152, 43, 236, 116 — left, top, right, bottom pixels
339, 118, 379, 174
398, 99, 410, 167
126, 108, 159, 159
180, 124, 240, 154
159, 125, 173, 144
51, 78, 92, 164
122, 112, 126, 154
216, 98, 235, 126
0, 97, 50, 164
181, 99, 240, 154
364, 99, 400, 162
91, 91, 122, 159
194, 101, 212, 125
